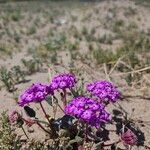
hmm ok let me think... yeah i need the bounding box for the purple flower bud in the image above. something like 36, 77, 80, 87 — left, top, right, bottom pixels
121, 128, 137, 146
8, 110, 20, 125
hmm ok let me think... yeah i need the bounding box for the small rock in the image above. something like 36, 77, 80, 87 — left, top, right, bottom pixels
20, 136, 27, 142
27, 127, 34, 133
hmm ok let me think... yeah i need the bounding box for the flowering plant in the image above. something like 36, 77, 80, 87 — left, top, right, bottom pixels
8, 73, 141, 150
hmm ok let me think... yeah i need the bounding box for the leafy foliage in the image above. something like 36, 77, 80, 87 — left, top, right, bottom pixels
0, 112, 21, 150
0, 67, 15, 92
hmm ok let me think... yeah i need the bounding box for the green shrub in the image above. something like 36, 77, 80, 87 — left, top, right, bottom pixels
0, 112, 21, 150
0, 67, 15, 92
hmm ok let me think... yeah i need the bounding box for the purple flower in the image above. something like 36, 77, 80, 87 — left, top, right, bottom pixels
87, 81, 121, 103
74, 98, 85, 107
81, 110, 93, 120
64, 96, 110, 128
99, 111, 111, 122
65, 104, 76, 114
74, 108, 84, 117
50, 73, 76, 91
18, 83, 52, 107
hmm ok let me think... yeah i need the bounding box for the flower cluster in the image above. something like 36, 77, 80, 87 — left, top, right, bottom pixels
8, 110, 20, 125
121, 128, 137, 146
51, 73, 76, 91
65, 96, 111, 128
18, 73, 75, 106
19, 83, 52, 106
87, 81, 121, 103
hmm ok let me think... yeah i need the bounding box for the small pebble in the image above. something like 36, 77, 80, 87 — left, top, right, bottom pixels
27, 127, 34, 133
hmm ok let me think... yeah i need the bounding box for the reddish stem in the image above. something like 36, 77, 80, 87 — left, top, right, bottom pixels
21, 126, 29, 139
84, 124, 88, 142
63, 89, 67, 106
39, 102, 57, 137
53, 96, 65, 113
60, 89, 67, 107
36, 122, 51, 134
103, 140, 121, 147
22, 117, 51, 135
39, 102, 51, 125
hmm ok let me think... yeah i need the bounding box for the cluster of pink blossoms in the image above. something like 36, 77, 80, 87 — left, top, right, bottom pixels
65, 96, 111, 128
8, 110, 20, 125
50, 73, 77, 91
86, 81, 121, 103
18, 73, 76, 106
19, 83, 52, 106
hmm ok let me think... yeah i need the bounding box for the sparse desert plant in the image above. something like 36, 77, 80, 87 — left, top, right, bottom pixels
67, 41, 79, 51
13, 31, 21, 43
50, 52, 58, 64
49, 15, 54, 23
11, 10, 23, 22
114, 19, 124, 27
82, 13, 92, 22
11, 65, 26, 84
46, 34, 67, 51
69, 25, 82, 40
97, 34, 113, 44
71, 14, 78, 22
93, 48, 116, 64
0, 43, 14, 57
31, 34, 69, 60
85, 33, 96, 42
34, 16, 41, 27
88, 43, 94, 51
125, 51, 140, 68
108, 7, 117, 18
0, 111, 21, 150
70, 51, 79, 60
81, 26, 88, 36
90, 27, 96, 35
9, 73, 145, 150
21, 57, 42, 75
111, 19, 125, 35
0, 67, 15, 92
25, 140, 44, 150
124, 7, 136, 17
127, 22, 138, 30
6, 110, 46, 149
27, 26, 37, 35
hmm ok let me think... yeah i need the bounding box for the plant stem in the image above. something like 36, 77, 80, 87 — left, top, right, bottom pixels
52, 103, 57, 119
22, 117, 51, 135
39, 102, 57, 136
53, 96, 65, 113
21, 126, 29, 139
60, 89, 67, 107
36, 122, 51, 134
103, 140, 121, 147
39, 102, 51, 125
63, 89, 67, 106
84, 124, 88, 142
